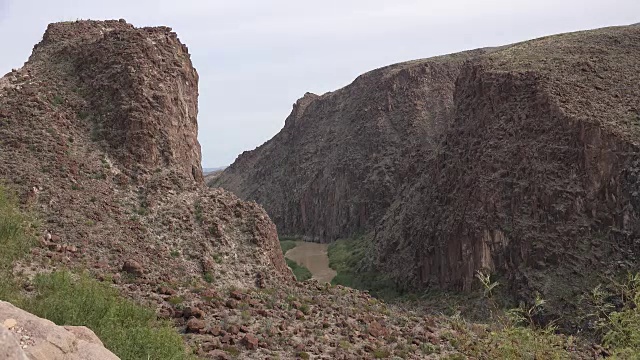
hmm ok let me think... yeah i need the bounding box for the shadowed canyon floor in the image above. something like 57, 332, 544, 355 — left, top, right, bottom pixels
285, 242, 336, 283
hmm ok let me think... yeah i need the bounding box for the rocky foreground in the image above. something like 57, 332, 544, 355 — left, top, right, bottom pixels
0, 301, 119, 360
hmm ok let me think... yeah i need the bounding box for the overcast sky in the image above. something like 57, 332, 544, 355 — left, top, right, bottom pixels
0, 1, 638, 167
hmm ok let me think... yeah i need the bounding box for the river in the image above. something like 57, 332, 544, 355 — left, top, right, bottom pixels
284, 241, 337, 283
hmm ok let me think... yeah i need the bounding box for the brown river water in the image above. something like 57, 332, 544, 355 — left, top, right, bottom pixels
284, 241, 337, 283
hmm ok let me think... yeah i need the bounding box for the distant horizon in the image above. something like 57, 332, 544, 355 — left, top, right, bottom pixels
1, 0, 638, 167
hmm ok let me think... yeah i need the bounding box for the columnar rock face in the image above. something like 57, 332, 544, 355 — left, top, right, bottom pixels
0, 301, 119, 360
216, 50, 491, 242
217, 24, 640, 317
373, 26, 640, 302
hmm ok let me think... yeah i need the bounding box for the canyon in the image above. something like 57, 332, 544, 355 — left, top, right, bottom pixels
1, 18, 638, 359
217, 24, 640, 328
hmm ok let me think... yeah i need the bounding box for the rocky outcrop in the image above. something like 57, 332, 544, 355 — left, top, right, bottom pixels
372, 25, 640, 318
28, 19, 202, 184
216, 50, 492, 242
0, 19, 290, 289
0, 301, 119, 359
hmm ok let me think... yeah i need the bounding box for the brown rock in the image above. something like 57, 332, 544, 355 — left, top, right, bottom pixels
241, 333, 259, 350
0, 326, 28, 360
225, 299, 237, 309
0, 301, 118, 359
368, 321, 387, 338
121, 259, 143, 276
186, 318, 206, 333
208, 349, 231, 360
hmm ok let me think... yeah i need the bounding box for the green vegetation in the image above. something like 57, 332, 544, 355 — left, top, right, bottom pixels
21, 272, 192, 360
286, 258, 312, 281
203, 271, 214, 283
279, 239, 297, 254
0, 185, 193, 360
446, 271, 584, 358
51, 94, 64, 106
328, 236, 399, 299
0, 185, 36, 300
194, 200, 203, 224
590, 273, 640, 357
279, 237, 312, 281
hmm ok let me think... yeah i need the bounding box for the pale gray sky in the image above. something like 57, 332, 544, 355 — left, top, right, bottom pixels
0, 1, 638, 167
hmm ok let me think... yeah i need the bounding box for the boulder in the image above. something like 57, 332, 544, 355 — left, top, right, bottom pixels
0, 300, 119, 360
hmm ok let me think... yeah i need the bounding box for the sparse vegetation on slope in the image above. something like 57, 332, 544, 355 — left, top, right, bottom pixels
0, 185, 35, 300
0, 186, 192, 360
279, 238, 297, 254
328, 236, 399, 300
285, 258, 313, 281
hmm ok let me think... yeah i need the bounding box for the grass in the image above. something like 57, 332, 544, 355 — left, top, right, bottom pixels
286, 258, 312, 281
279, 237, 312, 281
20, 272, 193, 360
327, 236, 399, 299
0, 185, 35, 300
0, 185, 194, 360
280, 239, 297, 254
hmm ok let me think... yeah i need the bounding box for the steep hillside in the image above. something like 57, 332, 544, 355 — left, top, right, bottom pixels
217, 24, 640, 327
215, 50, 492, 242
0, 19, 290, 291
374, 25, 640, 322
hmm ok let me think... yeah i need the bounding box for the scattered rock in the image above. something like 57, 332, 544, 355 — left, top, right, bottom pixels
121, 259, 143, 276
186, 318, 206, 333
241, 333, 259, 350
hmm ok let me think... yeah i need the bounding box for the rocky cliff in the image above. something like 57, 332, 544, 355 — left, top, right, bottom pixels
216, 49, 492, 242
373, 25, 640, 317
0, 19, 290, 288
217, 24, 640, 320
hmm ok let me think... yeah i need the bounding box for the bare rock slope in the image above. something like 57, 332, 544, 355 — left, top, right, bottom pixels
217, 25, 640, 316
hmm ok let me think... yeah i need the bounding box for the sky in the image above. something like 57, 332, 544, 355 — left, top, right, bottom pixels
0, 1, 638, 167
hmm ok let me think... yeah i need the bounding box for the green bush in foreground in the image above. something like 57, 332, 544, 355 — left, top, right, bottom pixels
0, 185, 35, 300
286, 258, 312, 281
595, 273, 640, 358
21, 272, 193, 360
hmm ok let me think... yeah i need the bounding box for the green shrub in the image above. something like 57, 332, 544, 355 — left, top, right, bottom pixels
327, 236, 399, 299
21, 272, 193, 360
596, 273, 640, 357
203, 271, 214, 283
285, 258, 312, 281
280, 240, 297, 254
0, 187, 192, 359
0, 186, 35, 300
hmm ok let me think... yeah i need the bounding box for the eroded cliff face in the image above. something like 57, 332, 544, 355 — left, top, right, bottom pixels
28, 20, 202, 184
373, 25, 640, 317
0, 19, 290, 315
217, 50, 489, 242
